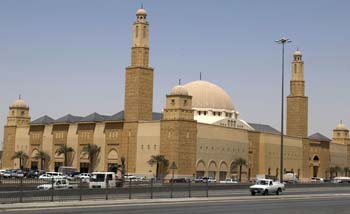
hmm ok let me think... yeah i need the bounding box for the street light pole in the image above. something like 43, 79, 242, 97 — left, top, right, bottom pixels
275, 37, 291, 183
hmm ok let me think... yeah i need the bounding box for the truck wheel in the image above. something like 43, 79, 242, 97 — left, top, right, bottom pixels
263, 190, 268, 195
276, 188, 281, 195
251, 192, 256, 196
276, 188, 282, 195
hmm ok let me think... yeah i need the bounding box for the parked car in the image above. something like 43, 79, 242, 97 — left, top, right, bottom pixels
195, 177, 216, 183
78, 173, 91, 183
124, 174, 136, 180
15, 170, 25, 178
310, 177, 324, 183
332, 177, 350, 183
27, 170, 40, 178
37, 178, 76, 190
249, 179, 285, 196
169, 178, 191, 183
219, 178, 239, 184
10, 169, 17, 178
2, 170, 12, 178
39, 172, 64, 180
202, 177, 216, 183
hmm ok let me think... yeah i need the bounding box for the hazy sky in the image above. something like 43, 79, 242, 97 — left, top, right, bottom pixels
1, 0, 350, 148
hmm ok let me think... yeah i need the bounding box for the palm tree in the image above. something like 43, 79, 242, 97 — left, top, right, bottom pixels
34, 151, 50, 170
82, 144, 101, 173
120, 157, 126, 177
334, 166, 342, 177
147, 155, 169, 180
330, 167, 336, 178
232, 157, 247, 182
56, 144, 75, 166
344, 167, 349, 177
12, 151, 29, 169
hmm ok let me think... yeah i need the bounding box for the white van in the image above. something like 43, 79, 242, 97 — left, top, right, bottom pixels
89, 172, 116, 188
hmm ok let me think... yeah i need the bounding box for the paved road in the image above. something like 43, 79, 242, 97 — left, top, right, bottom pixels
2, 193, 350, 214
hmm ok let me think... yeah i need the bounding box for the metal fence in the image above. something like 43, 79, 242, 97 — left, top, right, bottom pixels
0, 177, 239, 204
2, 177, 350, 204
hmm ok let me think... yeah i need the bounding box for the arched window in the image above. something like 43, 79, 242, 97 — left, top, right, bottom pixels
143, 26, 146, 38
136, 26, 139, 38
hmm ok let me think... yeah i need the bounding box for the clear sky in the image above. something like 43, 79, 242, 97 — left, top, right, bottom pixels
1, 0, 350, 148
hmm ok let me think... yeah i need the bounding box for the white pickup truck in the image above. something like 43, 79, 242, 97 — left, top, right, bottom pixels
249, 179, 285, 196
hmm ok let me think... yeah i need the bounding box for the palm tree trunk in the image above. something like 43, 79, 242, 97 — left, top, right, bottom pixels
64, 153, 67, 166
239, 165, 242, 182
89, 157, 92, 173
19, 158, 22, 169
41, 159, 44, 170
156, 163, 159, 180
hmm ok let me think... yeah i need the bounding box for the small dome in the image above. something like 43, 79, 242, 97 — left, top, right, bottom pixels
136, 8, 147, 16
183, 80, 235, 110
170, 85, 189, 96
294, 50, 302, 56
11, 99, 27, 108
335, 121, 347, 131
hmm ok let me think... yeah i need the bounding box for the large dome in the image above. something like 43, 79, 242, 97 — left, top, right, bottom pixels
183, 80, 235, 110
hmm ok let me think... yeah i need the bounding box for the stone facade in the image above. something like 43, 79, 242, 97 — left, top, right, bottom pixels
308, 140, 330, 178
2, 126, 17, 169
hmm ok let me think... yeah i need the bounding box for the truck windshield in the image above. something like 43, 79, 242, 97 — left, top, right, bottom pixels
256, 180, 268, 185
91, 174, 105, 182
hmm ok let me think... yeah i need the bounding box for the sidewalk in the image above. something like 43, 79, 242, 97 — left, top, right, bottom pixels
0, 197, 231, 210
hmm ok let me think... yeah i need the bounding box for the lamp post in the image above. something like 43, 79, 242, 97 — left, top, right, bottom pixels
275, 37, 291, 183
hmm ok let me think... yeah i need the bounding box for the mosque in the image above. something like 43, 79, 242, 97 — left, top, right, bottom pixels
2, 8, 350, 181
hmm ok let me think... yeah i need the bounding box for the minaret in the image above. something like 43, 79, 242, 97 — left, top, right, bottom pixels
2, 97, 31, 169
160, 85, 197, 178
121, 7, 154, 174
332, 121, 350, 144
286, 50, 308, 137
124, 7, 153, 121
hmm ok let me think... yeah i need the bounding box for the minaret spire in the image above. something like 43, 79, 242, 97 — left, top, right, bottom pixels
131, 6, 149, 67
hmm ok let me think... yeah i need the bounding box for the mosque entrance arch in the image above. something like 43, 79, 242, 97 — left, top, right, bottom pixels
196, 160, 206, 178
107, 149, 119, 173
312, 155, 320, 177
31, 149, 39, 170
